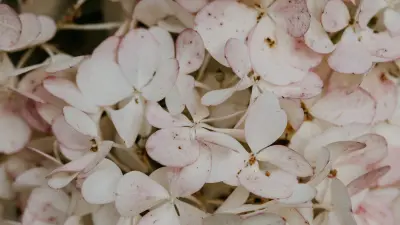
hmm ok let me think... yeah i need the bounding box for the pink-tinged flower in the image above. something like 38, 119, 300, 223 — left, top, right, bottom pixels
22, 187, 70, 225
353, 188, 399, 225
201, 36, 323, 106
0, 4, 56, 52
358, 0, 400, 37
195, 1, 320, 85
146, 101, 244, 186
46, 143, 114, 189
310, 63, 398, 126
234, 92, 315, 200
114, 168, 207, 225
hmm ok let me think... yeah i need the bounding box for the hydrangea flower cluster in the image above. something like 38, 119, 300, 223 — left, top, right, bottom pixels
0, 0, 400, 225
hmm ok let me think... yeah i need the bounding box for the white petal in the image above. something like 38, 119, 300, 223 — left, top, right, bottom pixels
176, 29, 205, 74
63, 106, 98, 137
82, 166, 123, 204
141, 58, 179, 101
115, 171, 170, 216
137, 202, 180, 225
106, 95, 144, 148
76, 57, 132, 106
256, 145, 313, 177
43, 77, 99, 114
146, 127, 200, 167
245, 92, 287, 153
118, 28, 159, 89
169, 147, 211, 197
194, 1, 257, 66
0, 112, 31, 154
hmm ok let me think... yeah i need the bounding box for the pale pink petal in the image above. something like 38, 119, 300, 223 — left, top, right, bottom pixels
168, 147, 211, 197
384, 8, 400, 37
81, 141, 115, 175
23, 187, 70, 225
303, 124, 370, 163
256, 145, 313, 177
206, 143, 248, 185
77, 57, 132, 106
338, 133, 388, 167
64, 216, 82, 225
7, 13, 40, 50
81, 165, 123, 204
176, 74, 209, 122
326, 141, 367, 162
361, 200, 395, 225
201, 87, 236, 106
308, 148, 331, 187
259, 72, 323, 99
277, 184, 316, 205
92, 204, 120, 225
146, 127, 200, 167
43, 77, 99, 114
165, 85, 185, 115
194, 1, 257, 66
31, 15, 56, 45
197, 129, 248, 184
328, 28, 373, 74
216, 186, 249, 213
52, 115, 91, 150
0, 4, 22, 49
270, 0, 311, 37
289, 121, 323, 153
310, 88, 376, 126
36, 103, 62, 124
138, 202, 180, 225
92, 36, 119, 61
141, 58, 179, 101
225, 38, 252, 78
360, 29, 400, 62
279, 98, 304, 130
245, 92, 287, 153
357, 0, 387, 29
45, 55, 85, 73
347, 166, 390, 196
248, 16, 308, 85
59, 144, 85, 160
304, 18, 335, 54
176, 29, 205, 74
20, 99, 51, 133
0, 112, 31, 154
321, 0, 349, 32
63, 106, 98, 137
238, 163, 298, 199
330, 178, 357, 225
13, 167, 48, 191
118, 28, 159, 89
149, 26, 175, 60
145, 102, 192, 129
115, 171, 170, 216
175, 199, 207, 225
106, 95, 143, 148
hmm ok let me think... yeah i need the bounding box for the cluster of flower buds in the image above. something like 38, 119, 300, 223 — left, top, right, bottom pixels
0, 0, 400, 225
